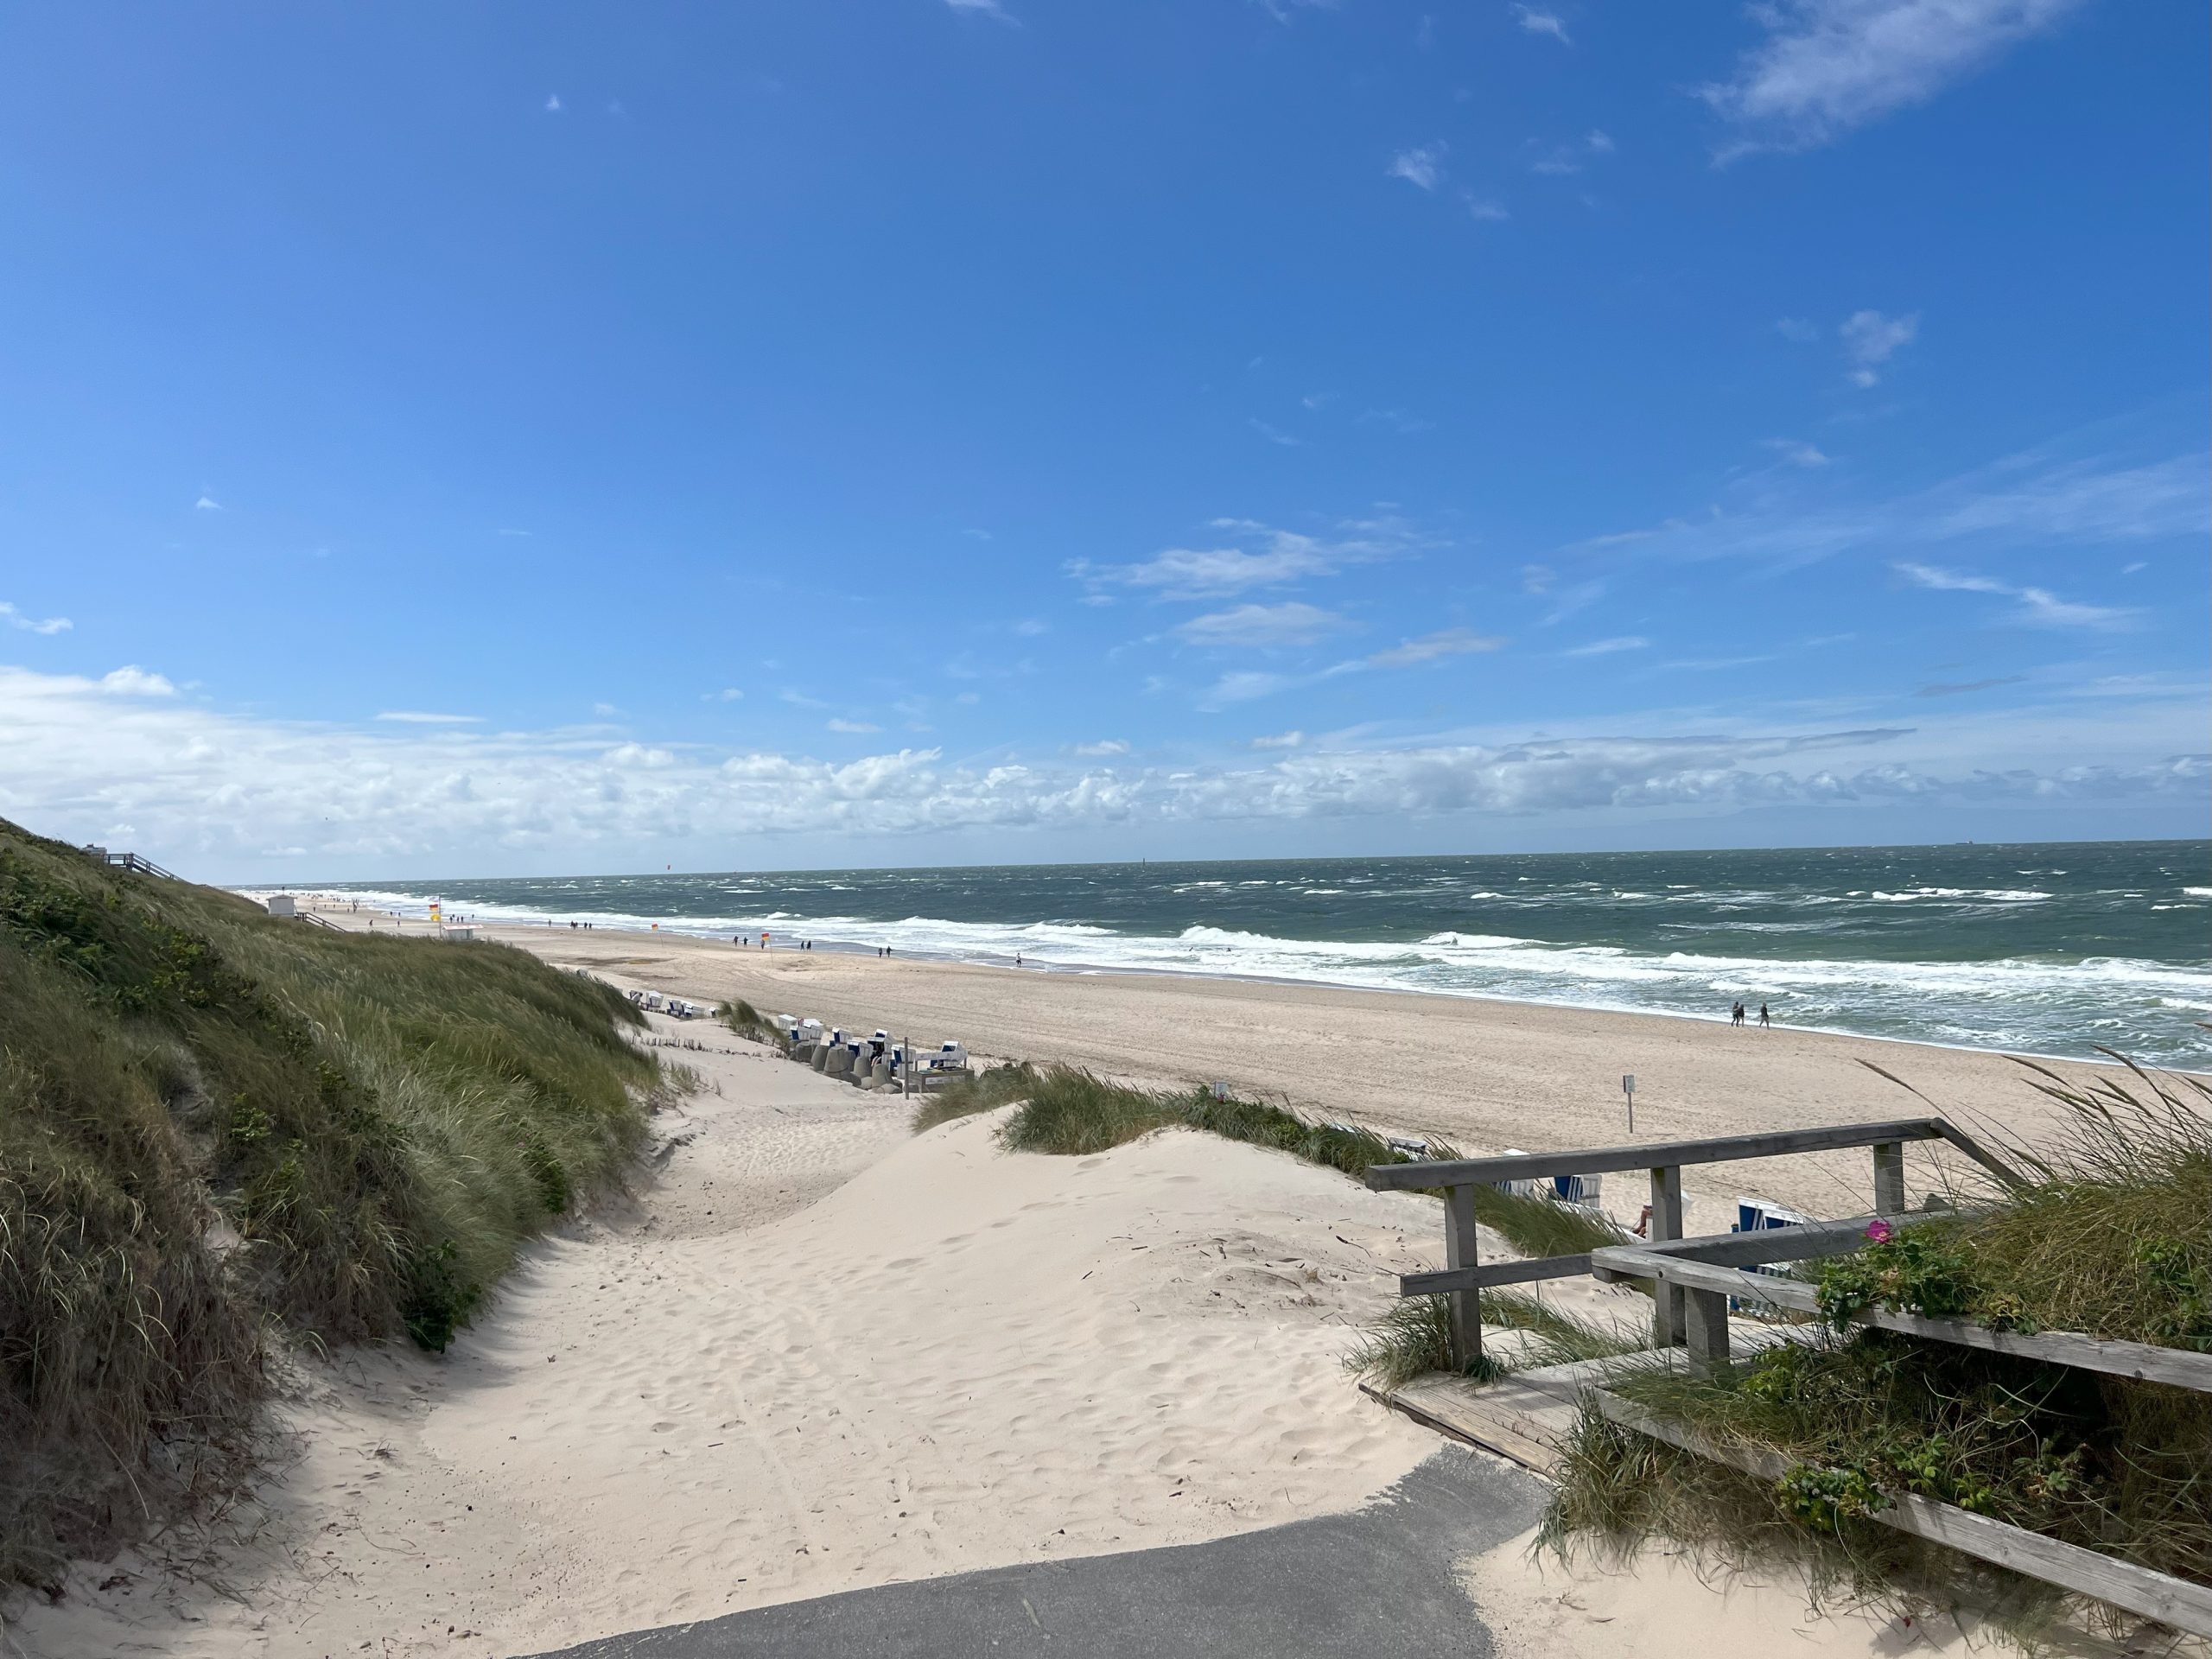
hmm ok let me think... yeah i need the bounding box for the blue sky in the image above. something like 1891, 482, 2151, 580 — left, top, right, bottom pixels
1, 0, 2205, 880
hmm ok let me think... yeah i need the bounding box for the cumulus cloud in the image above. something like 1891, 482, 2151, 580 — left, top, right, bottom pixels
0, 664, 2198, 873
707, 688, 746, 702
99, 666, 178, 697
1072, 739, 1131, 757
1840, 308, 1918, 386
1388, 144, 1446, 190
194, 495, 222, 511
1701, 0, 2080, 156
376, 711, 481, 724
1251, 731, 1306, 750
1070, 517, 1421, 601
826, 717, 883, 734
1175, 602, 1350, 648
1, 602, 71, 636
544, 94, 563, 112
1894, 562, 2134, 629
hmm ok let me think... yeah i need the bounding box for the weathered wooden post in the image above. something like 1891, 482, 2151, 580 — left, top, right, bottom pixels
1649, 1165, 1685, 1347
1683, 1286, 1732, 1380
1872, 1141, 1905, 1215
1444, 1182, 1483, 1372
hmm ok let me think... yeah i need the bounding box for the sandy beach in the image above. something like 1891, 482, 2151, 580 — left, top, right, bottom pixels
411, 905, 2113, 1230
12, 900, 2094, 1657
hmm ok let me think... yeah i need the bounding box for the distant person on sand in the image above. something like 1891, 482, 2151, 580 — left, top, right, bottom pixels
1731, 1001, 1744, 1027
1759, 1003, 1771, 1027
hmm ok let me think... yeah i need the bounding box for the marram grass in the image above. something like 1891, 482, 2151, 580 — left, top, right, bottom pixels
0, 816, 658, 1592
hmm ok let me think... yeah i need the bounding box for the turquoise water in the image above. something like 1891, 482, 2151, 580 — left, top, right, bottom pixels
308, 840, 2212, 1068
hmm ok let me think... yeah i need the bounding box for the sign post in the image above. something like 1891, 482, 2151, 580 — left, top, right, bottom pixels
1623, 1073, 1637, 1134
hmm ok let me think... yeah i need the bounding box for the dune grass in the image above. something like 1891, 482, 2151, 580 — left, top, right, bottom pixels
0, 817, 658, 1591
909, 1060, 1046, 1133
1342, 1288, 1649, 1387
979, 1064, 1626, 1266
1541, 1056, 2212, 1640
721, 998, 778, 1044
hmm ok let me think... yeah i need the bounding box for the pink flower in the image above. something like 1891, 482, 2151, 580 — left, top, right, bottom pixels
1865, 1220, 1894, 1243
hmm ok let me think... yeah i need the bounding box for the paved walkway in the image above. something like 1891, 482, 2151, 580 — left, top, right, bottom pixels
531, 1449, 1544, 1659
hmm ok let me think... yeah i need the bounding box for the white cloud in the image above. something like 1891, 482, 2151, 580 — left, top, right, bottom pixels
1565, 636, 1649, 657
1, 602, 72, 636
708, 688, 746, 702
1249, 418, 1303, 448
1586, 129, 1614, 153
1070, 517, 1420, 601
944, 0, 1017, 22
194, 495, 222, 511
1072, 739, 1131, 757
826, 717, 882, 734
1763, 438, 1833, 467
1840, 308, 1918, 386
1514, 6, 1571, 46
1894, 562, 2134, 629
1701, 0, 2081, 156
1388, 144, 1446, 191
1365, 627, 1504, 667
1251, 730, 1306, 750
99, 666, 178, 697
1176, 602, 1350, 648
1012, 618, 1049, 636
1462, 195, 1510, 222
544, 94, 563, 112
0, 664, 2198, 872
376, 710, 482, 724
1196, 671, 1294, 709
592, 702, 620, 717
1568, 442, 2209, 573
498, 527, 532, 538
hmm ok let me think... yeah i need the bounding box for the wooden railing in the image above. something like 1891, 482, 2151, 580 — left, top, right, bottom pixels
1363, 1116, 2022, 1370
1363, 1123, 2212, 1637
91, 849, 181, 880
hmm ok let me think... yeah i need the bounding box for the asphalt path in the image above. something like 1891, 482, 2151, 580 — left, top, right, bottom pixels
529, 1448, 1545, 1659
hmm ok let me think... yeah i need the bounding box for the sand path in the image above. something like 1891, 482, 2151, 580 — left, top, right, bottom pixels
15, 1014, 1452, 1658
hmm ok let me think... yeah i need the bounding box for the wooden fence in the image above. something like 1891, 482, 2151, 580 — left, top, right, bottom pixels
1361, 1122, 2212, 1637
1362, 1116, 2022, 1370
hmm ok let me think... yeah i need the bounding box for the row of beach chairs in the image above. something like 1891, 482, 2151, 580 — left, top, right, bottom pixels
626, 988, 708, 1020
766, 1014, 969, 1092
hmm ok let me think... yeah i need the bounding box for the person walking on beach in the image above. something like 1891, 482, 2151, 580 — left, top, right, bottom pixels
1758, 1002, 1770, 1028
1730, 1001, 1744, 1027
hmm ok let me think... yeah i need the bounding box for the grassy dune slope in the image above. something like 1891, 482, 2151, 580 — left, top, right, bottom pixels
0, 818, 656, 1591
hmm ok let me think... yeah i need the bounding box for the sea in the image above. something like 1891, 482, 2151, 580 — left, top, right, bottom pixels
302, 840, 2212, 1071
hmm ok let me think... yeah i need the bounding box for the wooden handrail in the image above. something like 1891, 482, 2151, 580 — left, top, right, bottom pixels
1589, 1245, 2212, 1394
1589, 1389, 2212, 1637
1363, 1118, 1948, 1192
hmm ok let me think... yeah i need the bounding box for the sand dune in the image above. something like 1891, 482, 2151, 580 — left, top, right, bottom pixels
16, 1020, 1450, 1657
16, 905, 2120, 1657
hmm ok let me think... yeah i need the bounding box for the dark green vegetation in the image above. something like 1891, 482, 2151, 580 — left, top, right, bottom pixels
918, 1060, 1623, 1266
0, 818, 657, 1591
1545, 1058, 2212, 1638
